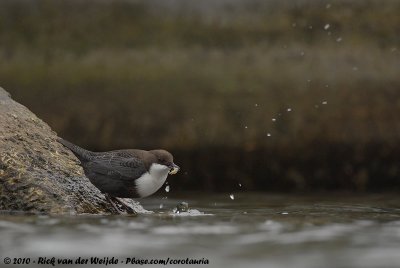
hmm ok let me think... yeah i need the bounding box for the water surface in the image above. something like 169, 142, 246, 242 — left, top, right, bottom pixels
1, 193, 400, 267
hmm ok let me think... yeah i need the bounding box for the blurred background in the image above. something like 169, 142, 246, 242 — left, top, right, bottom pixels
1, 0, 400, 193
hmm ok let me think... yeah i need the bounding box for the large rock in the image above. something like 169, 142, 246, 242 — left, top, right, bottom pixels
0, 87, 147, 214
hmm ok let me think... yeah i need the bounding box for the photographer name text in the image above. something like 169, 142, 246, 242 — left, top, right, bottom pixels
4, 256, 209, 266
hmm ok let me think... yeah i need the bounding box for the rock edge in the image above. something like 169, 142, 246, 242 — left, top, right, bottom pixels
0, 87, 148, 214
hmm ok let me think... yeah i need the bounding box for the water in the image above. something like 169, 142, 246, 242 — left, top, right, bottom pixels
1, 193, 400, 267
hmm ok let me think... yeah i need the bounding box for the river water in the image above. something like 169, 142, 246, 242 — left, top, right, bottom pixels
1, 193, 400, 267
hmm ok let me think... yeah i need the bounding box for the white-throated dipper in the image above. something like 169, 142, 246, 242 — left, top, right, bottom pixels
58, 138, 179, 213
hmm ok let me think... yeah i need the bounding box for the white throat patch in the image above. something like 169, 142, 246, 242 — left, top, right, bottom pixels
135, 163, 169, 198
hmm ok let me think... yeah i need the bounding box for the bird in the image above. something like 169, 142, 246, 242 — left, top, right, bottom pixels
58, 138, 180, 213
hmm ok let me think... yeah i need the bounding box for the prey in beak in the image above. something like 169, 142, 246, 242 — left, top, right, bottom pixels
169, 163, 180, 175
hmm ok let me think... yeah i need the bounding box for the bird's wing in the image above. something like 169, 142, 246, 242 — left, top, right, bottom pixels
86, 153, 146, 181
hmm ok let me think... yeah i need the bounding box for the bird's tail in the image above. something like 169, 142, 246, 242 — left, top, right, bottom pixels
57, 138, 95, 162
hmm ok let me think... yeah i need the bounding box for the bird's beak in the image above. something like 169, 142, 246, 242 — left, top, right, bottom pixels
169, 163, 180, 175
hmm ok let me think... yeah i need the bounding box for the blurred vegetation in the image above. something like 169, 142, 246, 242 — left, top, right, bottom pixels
1, 0, 400, 192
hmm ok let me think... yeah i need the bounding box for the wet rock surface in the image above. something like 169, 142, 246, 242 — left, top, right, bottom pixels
0, 87, 146, 214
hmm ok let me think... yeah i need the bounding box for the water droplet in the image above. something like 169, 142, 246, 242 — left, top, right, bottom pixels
272, 118, 276, 122
336, 37, 342, 42
238, 183, 242, 187
281, 212, 289, 215
324, 24, 330, 30
322, 101, 328, 105
267, 133, 271, 137
229, 194, 235, 200
308, 25, 313, 29
244, 126, 248, 129
165, 185, 170, 193
287, 108, 292, 112
159, 204, 164, 209
254, 103, 259, 107
326, 3, 331, 9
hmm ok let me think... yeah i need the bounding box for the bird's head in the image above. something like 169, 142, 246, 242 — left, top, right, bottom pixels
150, 149, 180, 175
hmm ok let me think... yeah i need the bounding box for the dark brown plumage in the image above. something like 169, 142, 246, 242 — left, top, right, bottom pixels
58, 138, 179, 213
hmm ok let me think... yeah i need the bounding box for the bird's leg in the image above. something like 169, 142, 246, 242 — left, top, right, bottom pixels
114, 197, 136, 214
104, 193, 122, 214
